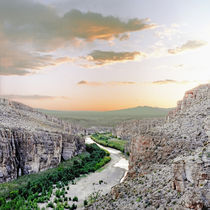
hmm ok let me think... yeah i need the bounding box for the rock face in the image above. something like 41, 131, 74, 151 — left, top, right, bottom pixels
113, 118, 164, 141
113, 118, 165, 155
0, 98, 85, 183
87, 84, 210, 210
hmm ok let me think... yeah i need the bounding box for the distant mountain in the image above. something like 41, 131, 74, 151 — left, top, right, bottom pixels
106, 106, 171, 116
39, 106, 172, 128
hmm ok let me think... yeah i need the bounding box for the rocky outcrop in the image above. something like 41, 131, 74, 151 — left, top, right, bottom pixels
113, 118, 164, 140
87, 83, 210, 210
62, 134, 85, 161
0, 98, 85, 183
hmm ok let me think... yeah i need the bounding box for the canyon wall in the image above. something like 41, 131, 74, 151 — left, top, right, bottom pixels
113, 118, 165, 155
88, 84, 209, 210
0, 98, 85, 183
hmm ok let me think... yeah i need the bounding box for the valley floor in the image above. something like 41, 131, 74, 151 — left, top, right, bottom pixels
39, 137, 128, 209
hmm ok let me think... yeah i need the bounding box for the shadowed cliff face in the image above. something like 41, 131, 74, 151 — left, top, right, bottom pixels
87, 84, 209, 210
0, 99, 85, 183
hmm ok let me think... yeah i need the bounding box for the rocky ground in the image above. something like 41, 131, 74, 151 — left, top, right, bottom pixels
87, 84, 210, 210
0, 98, 85, 183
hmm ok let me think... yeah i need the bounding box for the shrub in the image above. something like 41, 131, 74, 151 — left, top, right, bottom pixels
47, 202, 54, 208
84, 199, 88, 206
55, 189, 61, 198
0, 197, 6, 206
73, 196, 78, 202
71, 203, 77, 209
99, 180, 103, 185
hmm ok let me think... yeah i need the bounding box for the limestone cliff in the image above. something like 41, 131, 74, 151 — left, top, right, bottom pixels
88, 84, 209, 210
0, 98, 85, 183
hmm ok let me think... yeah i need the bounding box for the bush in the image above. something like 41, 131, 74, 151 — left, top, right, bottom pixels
84, 199, 88, 206
47, 202, 54, 208
73, 196, 78, 202
0, 198, 6, 206
99, 180, 103, 185
71, 203, 77, 209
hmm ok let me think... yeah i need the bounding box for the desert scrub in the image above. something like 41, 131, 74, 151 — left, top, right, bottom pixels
0, 143, 110, 210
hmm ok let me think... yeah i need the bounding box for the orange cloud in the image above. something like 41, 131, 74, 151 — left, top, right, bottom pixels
62, 10, 156, 41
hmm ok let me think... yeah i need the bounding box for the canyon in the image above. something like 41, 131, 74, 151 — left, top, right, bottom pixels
0, 98, 85, 183
0, 83, 209, 209
88, 84, 209, 209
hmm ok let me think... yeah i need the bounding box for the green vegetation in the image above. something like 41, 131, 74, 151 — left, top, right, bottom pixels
0, 143, 110, 210
83, 199, 88, 206
39, 106, 171, 127
72, 196, 78, 202
91, 132, 127, 153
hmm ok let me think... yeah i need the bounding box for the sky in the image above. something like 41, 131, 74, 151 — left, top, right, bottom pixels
0, 0, 209, 111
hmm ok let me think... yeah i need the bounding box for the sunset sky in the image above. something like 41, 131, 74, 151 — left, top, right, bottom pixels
0, 0, 209, 111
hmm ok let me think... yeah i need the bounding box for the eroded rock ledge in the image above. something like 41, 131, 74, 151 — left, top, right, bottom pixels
0, 98, 85, 183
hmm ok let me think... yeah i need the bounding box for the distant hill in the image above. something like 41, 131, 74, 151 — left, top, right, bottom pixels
106, 106, 171, 116
39, 106, 172, 128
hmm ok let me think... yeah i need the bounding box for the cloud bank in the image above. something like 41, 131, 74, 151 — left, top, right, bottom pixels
0, 0, 155, 75
0, 40, 73, 75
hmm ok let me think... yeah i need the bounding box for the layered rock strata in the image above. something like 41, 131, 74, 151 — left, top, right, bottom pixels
0, 98, 85, 183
